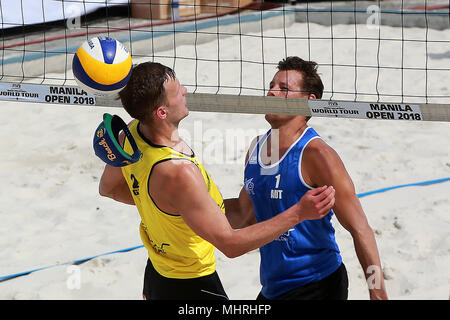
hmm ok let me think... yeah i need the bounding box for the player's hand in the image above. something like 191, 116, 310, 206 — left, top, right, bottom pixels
295, 186, 335, 222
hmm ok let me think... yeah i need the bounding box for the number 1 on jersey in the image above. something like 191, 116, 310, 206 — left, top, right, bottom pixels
275, 174, 281, 189
271, 174, 283, 199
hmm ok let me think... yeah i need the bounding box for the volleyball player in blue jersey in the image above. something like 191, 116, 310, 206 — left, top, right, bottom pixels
225, 57, 388, 300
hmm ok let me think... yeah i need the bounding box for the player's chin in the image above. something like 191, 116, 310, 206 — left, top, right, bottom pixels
266, 113, 296, 124
183, 108, 189, 119
265, 114, 278, 123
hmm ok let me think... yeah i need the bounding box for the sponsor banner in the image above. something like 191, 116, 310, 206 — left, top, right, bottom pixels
308, 100, 423, 121
0, 82, 96, 106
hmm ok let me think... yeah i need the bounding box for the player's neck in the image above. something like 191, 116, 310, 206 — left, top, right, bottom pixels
140, 121, 183, 149
261, 122, 308, 165
271, 120, 308, 149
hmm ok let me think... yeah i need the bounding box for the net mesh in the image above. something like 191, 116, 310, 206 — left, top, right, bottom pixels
0, 1, 449, 107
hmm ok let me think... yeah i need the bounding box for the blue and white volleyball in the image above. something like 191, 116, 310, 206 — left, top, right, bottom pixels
72, 36, 132, 97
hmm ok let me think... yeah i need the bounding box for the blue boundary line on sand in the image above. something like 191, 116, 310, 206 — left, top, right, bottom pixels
0, 177, 448, 283
0, 245, 144, 282
356, 177, 450, 198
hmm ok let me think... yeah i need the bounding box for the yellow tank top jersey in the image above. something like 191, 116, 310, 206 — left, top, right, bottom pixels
121, 121, 225, 279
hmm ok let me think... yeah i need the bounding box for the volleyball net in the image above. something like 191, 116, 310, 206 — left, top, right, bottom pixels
0, 0, 449, 121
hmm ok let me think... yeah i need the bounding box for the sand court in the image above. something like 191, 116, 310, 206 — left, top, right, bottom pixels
0, 4, 449, 300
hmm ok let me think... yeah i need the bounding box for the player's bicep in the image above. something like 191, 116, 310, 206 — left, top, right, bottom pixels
302, 139, 349, 189
162, 164, 233, 247
303, 140, 368, 233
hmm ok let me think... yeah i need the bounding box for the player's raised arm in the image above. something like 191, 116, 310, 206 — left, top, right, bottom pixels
98, 118, 137, 205
99, 164, 135, 205
155, 159, 335, 258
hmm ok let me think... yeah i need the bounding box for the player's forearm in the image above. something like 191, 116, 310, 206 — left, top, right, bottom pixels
218, 186, 334, 258
219, 204, 301, 258
351, 227, 388, 300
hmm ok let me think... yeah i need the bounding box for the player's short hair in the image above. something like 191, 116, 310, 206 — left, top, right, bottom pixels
119, 62, 176, 123
277, 56, 324, 99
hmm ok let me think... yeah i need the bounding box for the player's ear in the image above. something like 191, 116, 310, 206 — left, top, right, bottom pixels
155, 105, 168, 120
308, 93, 317, 100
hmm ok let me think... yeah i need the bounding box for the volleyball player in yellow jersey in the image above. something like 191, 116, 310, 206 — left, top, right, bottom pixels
98, 62, 336, 300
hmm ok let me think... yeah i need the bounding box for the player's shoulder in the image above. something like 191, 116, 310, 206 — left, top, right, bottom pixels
304, 136, 341, 166
152, 157, 201, 187
305, 136, 333, 154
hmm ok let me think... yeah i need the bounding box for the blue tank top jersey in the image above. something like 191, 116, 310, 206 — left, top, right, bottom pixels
244, 127, 342, 299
